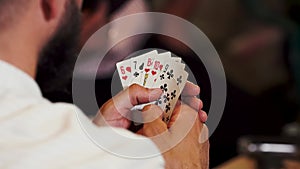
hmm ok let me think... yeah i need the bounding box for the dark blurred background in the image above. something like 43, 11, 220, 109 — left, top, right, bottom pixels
42, 0, 300, 167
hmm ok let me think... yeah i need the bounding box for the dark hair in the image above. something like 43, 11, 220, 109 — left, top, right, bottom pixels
82, 0, 128, 14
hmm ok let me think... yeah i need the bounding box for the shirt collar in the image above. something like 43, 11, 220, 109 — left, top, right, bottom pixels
0, 60, 42, 98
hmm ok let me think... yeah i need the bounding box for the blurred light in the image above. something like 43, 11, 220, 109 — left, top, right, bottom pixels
248, 143, 258, 152
259, 143, 296, 153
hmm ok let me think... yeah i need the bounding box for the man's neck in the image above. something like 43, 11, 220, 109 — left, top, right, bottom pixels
0, 30, 39, 78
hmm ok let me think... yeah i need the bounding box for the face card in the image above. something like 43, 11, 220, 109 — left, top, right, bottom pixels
130, 50, 158, 86
116, 59, 133, 88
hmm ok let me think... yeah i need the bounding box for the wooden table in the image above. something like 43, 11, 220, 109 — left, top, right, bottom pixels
215, 156, 300, 169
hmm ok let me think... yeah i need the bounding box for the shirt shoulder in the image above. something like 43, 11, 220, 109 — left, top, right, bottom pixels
0, 100, 165, 169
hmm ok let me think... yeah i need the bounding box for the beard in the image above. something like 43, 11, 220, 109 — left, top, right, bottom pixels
36, 0, 81, 102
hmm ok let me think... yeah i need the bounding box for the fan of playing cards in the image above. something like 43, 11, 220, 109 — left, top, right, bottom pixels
116, 50, 188, 123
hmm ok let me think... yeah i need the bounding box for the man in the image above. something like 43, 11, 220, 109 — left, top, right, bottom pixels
0, 0, 209, 168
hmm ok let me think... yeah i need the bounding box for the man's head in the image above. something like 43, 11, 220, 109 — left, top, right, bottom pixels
36, 0, 82, 96
0, 0, 83, 88
35, 0, 128, 100
0, 0, 128, 101
0, 0, 28, 31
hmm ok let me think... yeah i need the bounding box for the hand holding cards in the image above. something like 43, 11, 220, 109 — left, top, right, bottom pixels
116, 50, 188, 124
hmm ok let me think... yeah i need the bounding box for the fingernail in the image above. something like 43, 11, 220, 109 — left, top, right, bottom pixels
199, 124, 209, 144
200, 111, 208, 123
149, 89, 162, 100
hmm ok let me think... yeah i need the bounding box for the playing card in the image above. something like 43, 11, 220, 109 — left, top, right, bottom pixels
144, 52, 171, 87
172, 57, 182, 63
159, 53, 173, 74
174, 70, 188, 93
116, 59, 133, 88
153, 77, 180, 123
172, 62, 188, 92
160, 61, 176, 82
116, 50, 188, 124
142, 53, 156, 87
157, 56, 186, 90
130, 50, 158, 86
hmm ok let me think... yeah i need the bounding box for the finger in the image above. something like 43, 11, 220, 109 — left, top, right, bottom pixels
167, 102, 182, 128
181, 96, 203, 111
139, 104, 163, 124
181, 97, 207, 123
169, 104, 199, 133
181, 81, 200, 97
127, 84, 163, 106
199, 110, 208, 123
141, 105, 167, 137
95, 85, 162, 128
136, 129, 144, 135
103, 84, 162, 114
170, 100, 207, 127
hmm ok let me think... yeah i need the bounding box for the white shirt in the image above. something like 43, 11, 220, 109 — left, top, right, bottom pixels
0, 61, 165, 169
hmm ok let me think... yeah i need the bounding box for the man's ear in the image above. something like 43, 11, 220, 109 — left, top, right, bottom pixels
41, 0, 65, 21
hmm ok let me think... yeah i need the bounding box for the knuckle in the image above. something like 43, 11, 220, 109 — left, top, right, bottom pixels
128, 84, 146, 105
129, 84, 148, 95
129, 84, 141, 90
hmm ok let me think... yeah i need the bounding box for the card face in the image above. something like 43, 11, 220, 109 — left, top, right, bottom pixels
172, 57, 182, 63
142, 54, 156, 87
174, 70, 188, 93
160, 53, 172, 74
116, 50, 188, 124
162, 61, 176, 82
144, 52, 170, 87
130, 56, 145, 86
130, 50, 158, 86
116, 59, 132, 88
153, 77, 180, 123
172, 62, 188, 93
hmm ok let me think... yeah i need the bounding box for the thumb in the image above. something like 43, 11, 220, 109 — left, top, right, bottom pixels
109, 84, 162, 114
